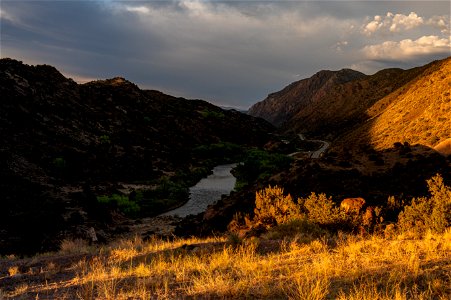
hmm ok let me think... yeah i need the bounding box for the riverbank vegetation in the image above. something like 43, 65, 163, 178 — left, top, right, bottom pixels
1, 174, 449, 299
233, 148, 292, 191
93, 141, 293, 219
95, 169, 211, 218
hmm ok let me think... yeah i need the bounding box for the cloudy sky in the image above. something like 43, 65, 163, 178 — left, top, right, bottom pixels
1, 1, 450, 108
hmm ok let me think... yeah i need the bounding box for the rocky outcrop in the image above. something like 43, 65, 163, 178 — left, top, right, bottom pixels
340, 197, 366, 213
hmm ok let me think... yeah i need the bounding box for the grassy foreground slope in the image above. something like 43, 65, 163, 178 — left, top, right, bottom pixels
0, 231, 449, 299
1, 175, 450, 299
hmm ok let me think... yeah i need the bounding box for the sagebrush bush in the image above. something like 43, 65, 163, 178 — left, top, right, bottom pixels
301, 193, 345, 226
253, 188, 353, 232
254, 185, 299, 226
397, 174, 451, 235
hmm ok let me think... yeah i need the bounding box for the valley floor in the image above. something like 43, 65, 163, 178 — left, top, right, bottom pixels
1, 230, 450, 299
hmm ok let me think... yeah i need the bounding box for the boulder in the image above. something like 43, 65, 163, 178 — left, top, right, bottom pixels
340, 197, 365, 213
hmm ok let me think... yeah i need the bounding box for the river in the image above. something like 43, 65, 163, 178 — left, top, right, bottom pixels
162, 163, 237, 218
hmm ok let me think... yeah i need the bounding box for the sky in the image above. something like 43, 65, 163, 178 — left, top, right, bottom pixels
1, 1, 450, 109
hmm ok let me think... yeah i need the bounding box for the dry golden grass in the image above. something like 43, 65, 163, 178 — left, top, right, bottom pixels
1, 230, 450, 299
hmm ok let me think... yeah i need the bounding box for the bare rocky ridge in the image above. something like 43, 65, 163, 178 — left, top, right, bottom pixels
248, 69, 366, 127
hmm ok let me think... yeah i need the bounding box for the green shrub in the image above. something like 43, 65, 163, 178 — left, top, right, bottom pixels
200, 109, 225, 119
397, 174, 451, 235
52, 157, 66, 169
254, 185, 299, 226
155, 177, 189, 200
97, 194, 140, 216
99, 134, 111, 144
137, 177, 190, 216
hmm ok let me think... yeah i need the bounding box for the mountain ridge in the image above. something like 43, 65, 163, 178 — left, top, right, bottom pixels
249, 57, 450, 148
248, 68, 365, 127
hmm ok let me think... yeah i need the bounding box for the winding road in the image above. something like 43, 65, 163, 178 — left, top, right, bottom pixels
289, 134, 330, 159
309, 139, 330, 158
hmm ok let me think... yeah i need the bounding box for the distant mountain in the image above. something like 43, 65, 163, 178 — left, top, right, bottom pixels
249, 57, 451, 150
0, 58, 274, 254
248, 68, 366, 127
220, 106, 247, 113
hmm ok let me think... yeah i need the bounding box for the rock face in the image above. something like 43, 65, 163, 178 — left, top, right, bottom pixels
340, 198, 366, 213
248, 69, 366, 127
0, 58, 275, 254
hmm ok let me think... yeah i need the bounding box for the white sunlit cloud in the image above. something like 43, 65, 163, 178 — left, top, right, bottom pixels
362, 11, 449, 36
0, 7, 18, 23
333, 41, 349, 52
363, 12, 422, 35
426, 15, 450, 35
360, 10, 450, 63
125, 6, 150, 14
362, 35, 451, 60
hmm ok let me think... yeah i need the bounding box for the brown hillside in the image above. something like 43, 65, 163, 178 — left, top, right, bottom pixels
338, 57, 451, 151
284, 66, 425, 137
248, 69, 365, 127
249, 64, 430, 139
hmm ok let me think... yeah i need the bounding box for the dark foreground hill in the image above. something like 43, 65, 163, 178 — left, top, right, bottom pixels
0, 58, 274, 254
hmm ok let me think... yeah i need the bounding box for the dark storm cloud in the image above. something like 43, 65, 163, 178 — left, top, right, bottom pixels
1, 1, 449, 108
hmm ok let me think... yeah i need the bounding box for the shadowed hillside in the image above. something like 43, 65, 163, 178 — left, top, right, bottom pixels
0, 58, 274, 254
